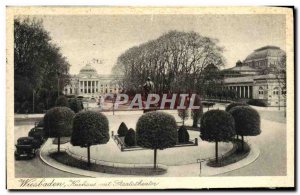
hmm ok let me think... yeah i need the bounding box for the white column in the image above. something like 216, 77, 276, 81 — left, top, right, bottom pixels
239, 86, 241, 98
247, 86, 250, 98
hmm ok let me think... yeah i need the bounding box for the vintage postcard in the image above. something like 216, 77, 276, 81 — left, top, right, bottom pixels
6, 6, 295, 189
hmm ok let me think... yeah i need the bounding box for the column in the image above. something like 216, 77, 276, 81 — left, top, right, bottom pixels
239, 86, 241, 98
247, 86, 250, 98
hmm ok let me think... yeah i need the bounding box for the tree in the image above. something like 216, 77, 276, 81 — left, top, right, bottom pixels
68, 98, 84, 113
200, 110, 235, 163
225, 102, 248, 112
229, 106, 261, 151
136, 111, 177, 169
44, 107, 75, 152
14, 17, 70, 113
178, 109, 189, 126
124, 128, 136, 147
71, 111, 110, 166
178, 126, 190, 143
112, 31, 225, 94
117, 122, 129, 137
55, 95, 69, 107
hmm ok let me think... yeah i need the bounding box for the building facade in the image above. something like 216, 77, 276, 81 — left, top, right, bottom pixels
223, 45, 286, 107
63, 64, 123, 99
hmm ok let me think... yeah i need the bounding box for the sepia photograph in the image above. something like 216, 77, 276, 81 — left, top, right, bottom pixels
6, 6, 294, 189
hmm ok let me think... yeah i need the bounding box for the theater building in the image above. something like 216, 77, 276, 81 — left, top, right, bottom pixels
223, 45, 286, 107
63, 64, 123, 99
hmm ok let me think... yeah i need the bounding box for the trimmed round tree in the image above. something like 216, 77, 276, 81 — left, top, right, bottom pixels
200, 110, 235, 163
124, 128, 136, 147
44, 107, 75, 152
68, 98, 84, 113
117, 122, 128, 137
229, 106, 261, 151
178, 125, 190, 143
71, 111, 110, 166
178, 109, 189, 126
55, 95, 69, 107
136, 111, 177, 169
225, 102, 248, 112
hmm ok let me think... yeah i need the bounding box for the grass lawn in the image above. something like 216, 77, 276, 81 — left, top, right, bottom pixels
50, 151, 166, 176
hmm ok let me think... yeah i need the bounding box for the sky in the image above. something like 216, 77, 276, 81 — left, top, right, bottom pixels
34, 14, 285, 75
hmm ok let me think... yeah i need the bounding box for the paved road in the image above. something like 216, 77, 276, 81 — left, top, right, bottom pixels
14, 107, 287, 177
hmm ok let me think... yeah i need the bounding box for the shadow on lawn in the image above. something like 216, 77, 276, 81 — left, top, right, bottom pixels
207, 139, 250, 167
49, 152, 166, 176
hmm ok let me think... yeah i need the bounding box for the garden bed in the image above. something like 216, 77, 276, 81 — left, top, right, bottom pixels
49, 151, 166, 175
113, 135, 197, 152
207, 139, 250, 167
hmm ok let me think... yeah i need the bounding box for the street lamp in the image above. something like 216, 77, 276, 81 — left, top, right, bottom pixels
197, 159, 205, 176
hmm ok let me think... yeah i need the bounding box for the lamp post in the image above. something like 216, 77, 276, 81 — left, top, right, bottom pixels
197, 159, 205, 176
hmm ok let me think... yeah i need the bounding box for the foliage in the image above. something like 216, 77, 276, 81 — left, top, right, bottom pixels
14, 17, 70, 113
71, 111, 110, 147
117, 122, 129, 137
202, 101, 215, 107
225, 102, 248, 112
191, 94, 203, 127
178, 126, 190, 143
68, 98, 84, 113
136, 111, 177, 150
229, 106, 261, 137
43, 107, 75, 138
178, 109, 189, 125
124, 128, 136, 147
56, 95, 69, 107
36, 102, 45, 113
247, 99, 267, 107
112, 31, 225, 93
200, 110, 235, 142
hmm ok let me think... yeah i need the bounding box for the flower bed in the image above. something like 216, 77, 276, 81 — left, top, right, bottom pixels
112, 134, 198, 152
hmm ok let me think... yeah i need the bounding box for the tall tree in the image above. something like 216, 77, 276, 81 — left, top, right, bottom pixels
112, 31, 225, 94
14, 17, 70, 113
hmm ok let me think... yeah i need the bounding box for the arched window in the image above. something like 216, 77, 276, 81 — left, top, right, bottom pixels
273, 87, 279, 95
258, 87, 264, 95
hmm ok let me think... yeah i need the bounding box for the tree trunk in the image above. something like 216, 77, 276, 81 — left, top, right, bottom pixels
236, 134, 238, 140
242, 136, 244, 151
154, 148, 157, 169
215, 141, 218, 163
87, 145, 91, 166
57, 136, 60, 153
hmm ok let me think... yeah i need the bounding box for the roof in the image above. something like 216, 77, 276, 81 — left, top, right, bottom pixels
225, 65, 259, 72
224, 74, 281, 84
244, 45, 285, 62
79, 64, 98, 75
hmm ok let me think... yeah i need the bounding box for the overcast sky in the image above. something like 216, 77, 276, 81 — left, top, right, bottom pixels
35, 14, 285, 75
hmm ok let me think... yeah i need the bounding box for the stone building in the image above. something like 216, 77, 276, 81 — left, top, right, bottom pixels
223, 45, 286, 107
63, 64, 123, 99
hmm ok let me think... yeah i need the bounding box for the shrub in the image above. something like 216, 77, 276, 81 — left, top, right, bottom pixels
247, 99, 267, 107
191, 94, 203, 127
229, 106, 261, 150
124, 128, 136, 147
71, 111, 110, 166
178, 109, 189, 125
117, 122, 128, 137
44, 107, 75, 152
200, 110, 235, 163
178, 126, 190, 143
21, 101, 30, 113
55, 95, 69, 107
36, 102, 45, 113
68, 98, 84, 113
225, 102, 248, 112
136, 111, 177, 169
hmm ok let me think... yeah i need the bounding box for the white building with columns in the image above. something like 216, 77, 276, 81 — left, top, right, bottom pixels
63, 64, 123, 99
223, 45, 286, 107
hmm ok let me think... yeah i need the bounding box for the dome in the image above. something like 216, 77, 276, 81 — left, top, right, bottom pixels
244, 46, 285, 63
79, 64, 98, 76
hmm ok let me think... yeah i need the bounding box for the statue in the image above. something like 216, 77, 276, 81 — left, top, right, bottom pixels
143, 77, 154, 97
